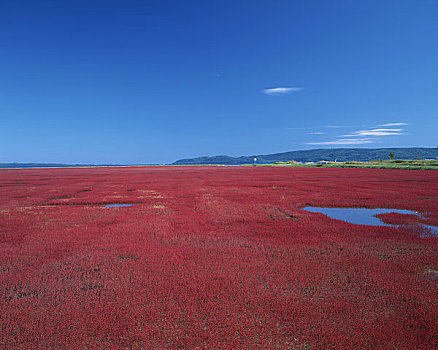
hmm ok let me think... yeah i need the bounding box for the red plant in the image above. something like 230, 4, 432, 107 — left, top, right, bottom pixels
0, 166, 437, 349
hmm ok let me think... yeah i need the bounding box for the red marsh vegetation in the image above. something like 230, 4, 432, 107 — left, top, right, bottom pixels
0, 166, 437, 349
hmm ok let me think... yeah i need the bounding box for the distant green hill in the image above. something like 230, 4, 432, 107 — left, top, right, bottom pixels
172, 148, 438, 165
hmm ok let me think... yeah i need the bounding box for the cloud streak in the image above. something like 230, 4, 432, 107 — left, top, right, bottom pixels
380, 122, 408, 127
307, 138, 374, 145
305, 124, 406, 146
263, 87, 303, 95
301, 121, 409, 146
342, 128, 404, 137
326, 125, 351, 128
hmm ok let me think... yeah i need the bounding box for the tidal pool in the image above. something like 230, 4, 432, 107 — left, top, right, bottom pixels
104, 204, 134, 208
302, 207, 438, 237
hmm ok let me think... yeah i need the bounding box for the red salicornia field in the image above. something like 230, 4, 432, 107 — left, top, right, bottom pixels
1, 166, 437, 349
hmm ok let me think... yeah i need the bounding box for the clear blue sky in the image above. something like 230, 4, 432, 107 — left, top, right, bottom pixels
1, 0, 437, 164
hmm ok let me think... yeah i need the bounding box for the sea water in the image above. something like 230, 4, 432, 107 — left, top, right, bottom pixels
302, 207, 438, 236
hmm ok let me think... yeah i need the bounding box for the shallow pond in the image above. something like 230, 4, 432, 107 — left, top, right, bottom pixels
302, 207, 438, 237
104, 204, 134, 208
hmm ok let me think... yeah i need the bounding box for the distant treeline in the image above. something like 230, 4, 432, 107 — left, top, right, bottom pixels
172, 148, 438, 165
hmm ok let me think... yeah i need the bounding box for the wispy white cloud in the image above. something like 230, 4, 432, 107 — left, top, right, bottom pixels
263, 87, 303, 95
307, 138, 374, 145
342, 128, 404, 137
380, 122, 408, 127
305, 122, 408, 146
326, 125, 351, 128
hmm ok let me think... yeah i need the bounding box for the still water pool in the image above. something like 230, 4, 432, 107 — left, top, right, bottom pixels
302, 207, 438, 236
104, 204, 134, 208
